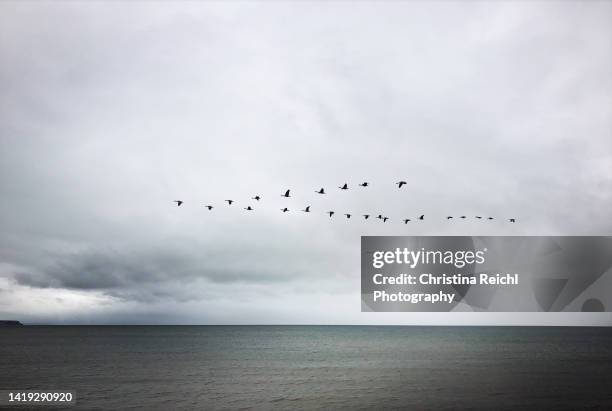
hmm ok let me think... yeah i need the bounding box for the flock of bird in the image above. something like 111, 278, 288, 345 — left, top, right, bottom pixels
173, 181, 517, 223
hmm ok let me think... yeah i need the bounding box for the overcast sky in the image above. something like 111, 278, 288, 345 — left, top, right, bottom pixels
1, 1, 611, 325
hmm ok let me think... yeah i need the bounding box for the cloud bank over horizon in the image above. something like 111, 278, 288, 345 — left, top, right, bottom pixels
1, 1, 611, 324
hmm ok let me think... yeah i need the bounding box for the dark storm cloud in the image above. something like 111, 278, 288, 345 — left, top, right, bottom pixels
0, 1, 611, 323
8, 229, 345, 303
14, 242, 333, 286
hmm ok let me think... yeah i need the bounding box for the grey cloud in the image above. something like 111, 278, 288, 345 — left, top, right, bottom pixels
0, 1, 611, 323
10, 234, 344, 302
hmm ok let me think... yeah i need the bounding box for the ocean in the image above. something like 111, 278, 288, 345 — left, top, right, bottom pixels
1, 326, 611, 410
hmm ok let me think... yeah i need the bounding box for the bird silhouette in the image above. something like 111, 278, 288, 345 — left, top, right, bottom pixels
460, 216, 466, 219
403, 219, 411, 224
281, 189, 291, 198
315, 188, 325, 194
488, 217, 494, 220
345, 213, 352, 219
363, 214, 370, 219
303, 206, 311, 212
509, 218, 516, 223
418, 215, 424, 220
245, 206, 254, 211
225, 200, 234, 205
382, 217, 389, 222
327, 211, 335, 217
174, 200, 183, 206
205, 205, 213, 210
396, 181, 407, 188
447, 216, 453, 219
252, 196, 261, 201
339, 183, 348, 190
281, 207, 289, 212
376, 214, 383, 220
359, 182, 369, 187
475, 216, 482, 219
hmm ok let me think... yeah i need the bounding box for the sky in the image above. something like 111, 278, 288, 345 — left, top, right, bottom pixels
0, 1, 611, 325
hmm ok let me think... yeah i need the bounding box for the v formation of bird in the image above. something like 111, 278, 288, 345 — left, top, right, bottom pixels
173, 182, 517, 223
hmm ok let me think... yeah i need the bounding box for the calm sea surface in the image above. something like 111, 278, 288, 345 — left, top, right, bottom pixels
1, 326, 611, 410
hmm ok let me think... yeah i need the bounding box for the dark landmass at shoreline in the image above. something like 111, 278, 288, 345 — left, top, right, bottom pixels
0, 320, 23, 326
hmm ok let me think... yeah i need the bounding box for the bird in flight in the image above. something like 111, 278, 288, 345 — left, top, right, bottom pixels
359, 182, 369, 187
225, 200, 234, 205
475, 216, 482, 219
174, 200, 183, 206
382, 217, 389, 222
302, 206, 311, 213
327, 211, 335, 217
281, 190, 291, 198
339, 183, 349, 190
205, 205, 213, 210
509, 218, 516, 223
396, 181, 407, 188
403, 219, 411, 224
460, 216, 466, 219
345, 213, 352, 219
418, 215, 424, 220
315, 188, 325, 194
363, 214, 370, 219
447, 216, 453, 219
245, 206, 254, 211
252, 196, 261, 201
488, 217, 494, 220
376, 214, 383, 220
281, 207, 289, 212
